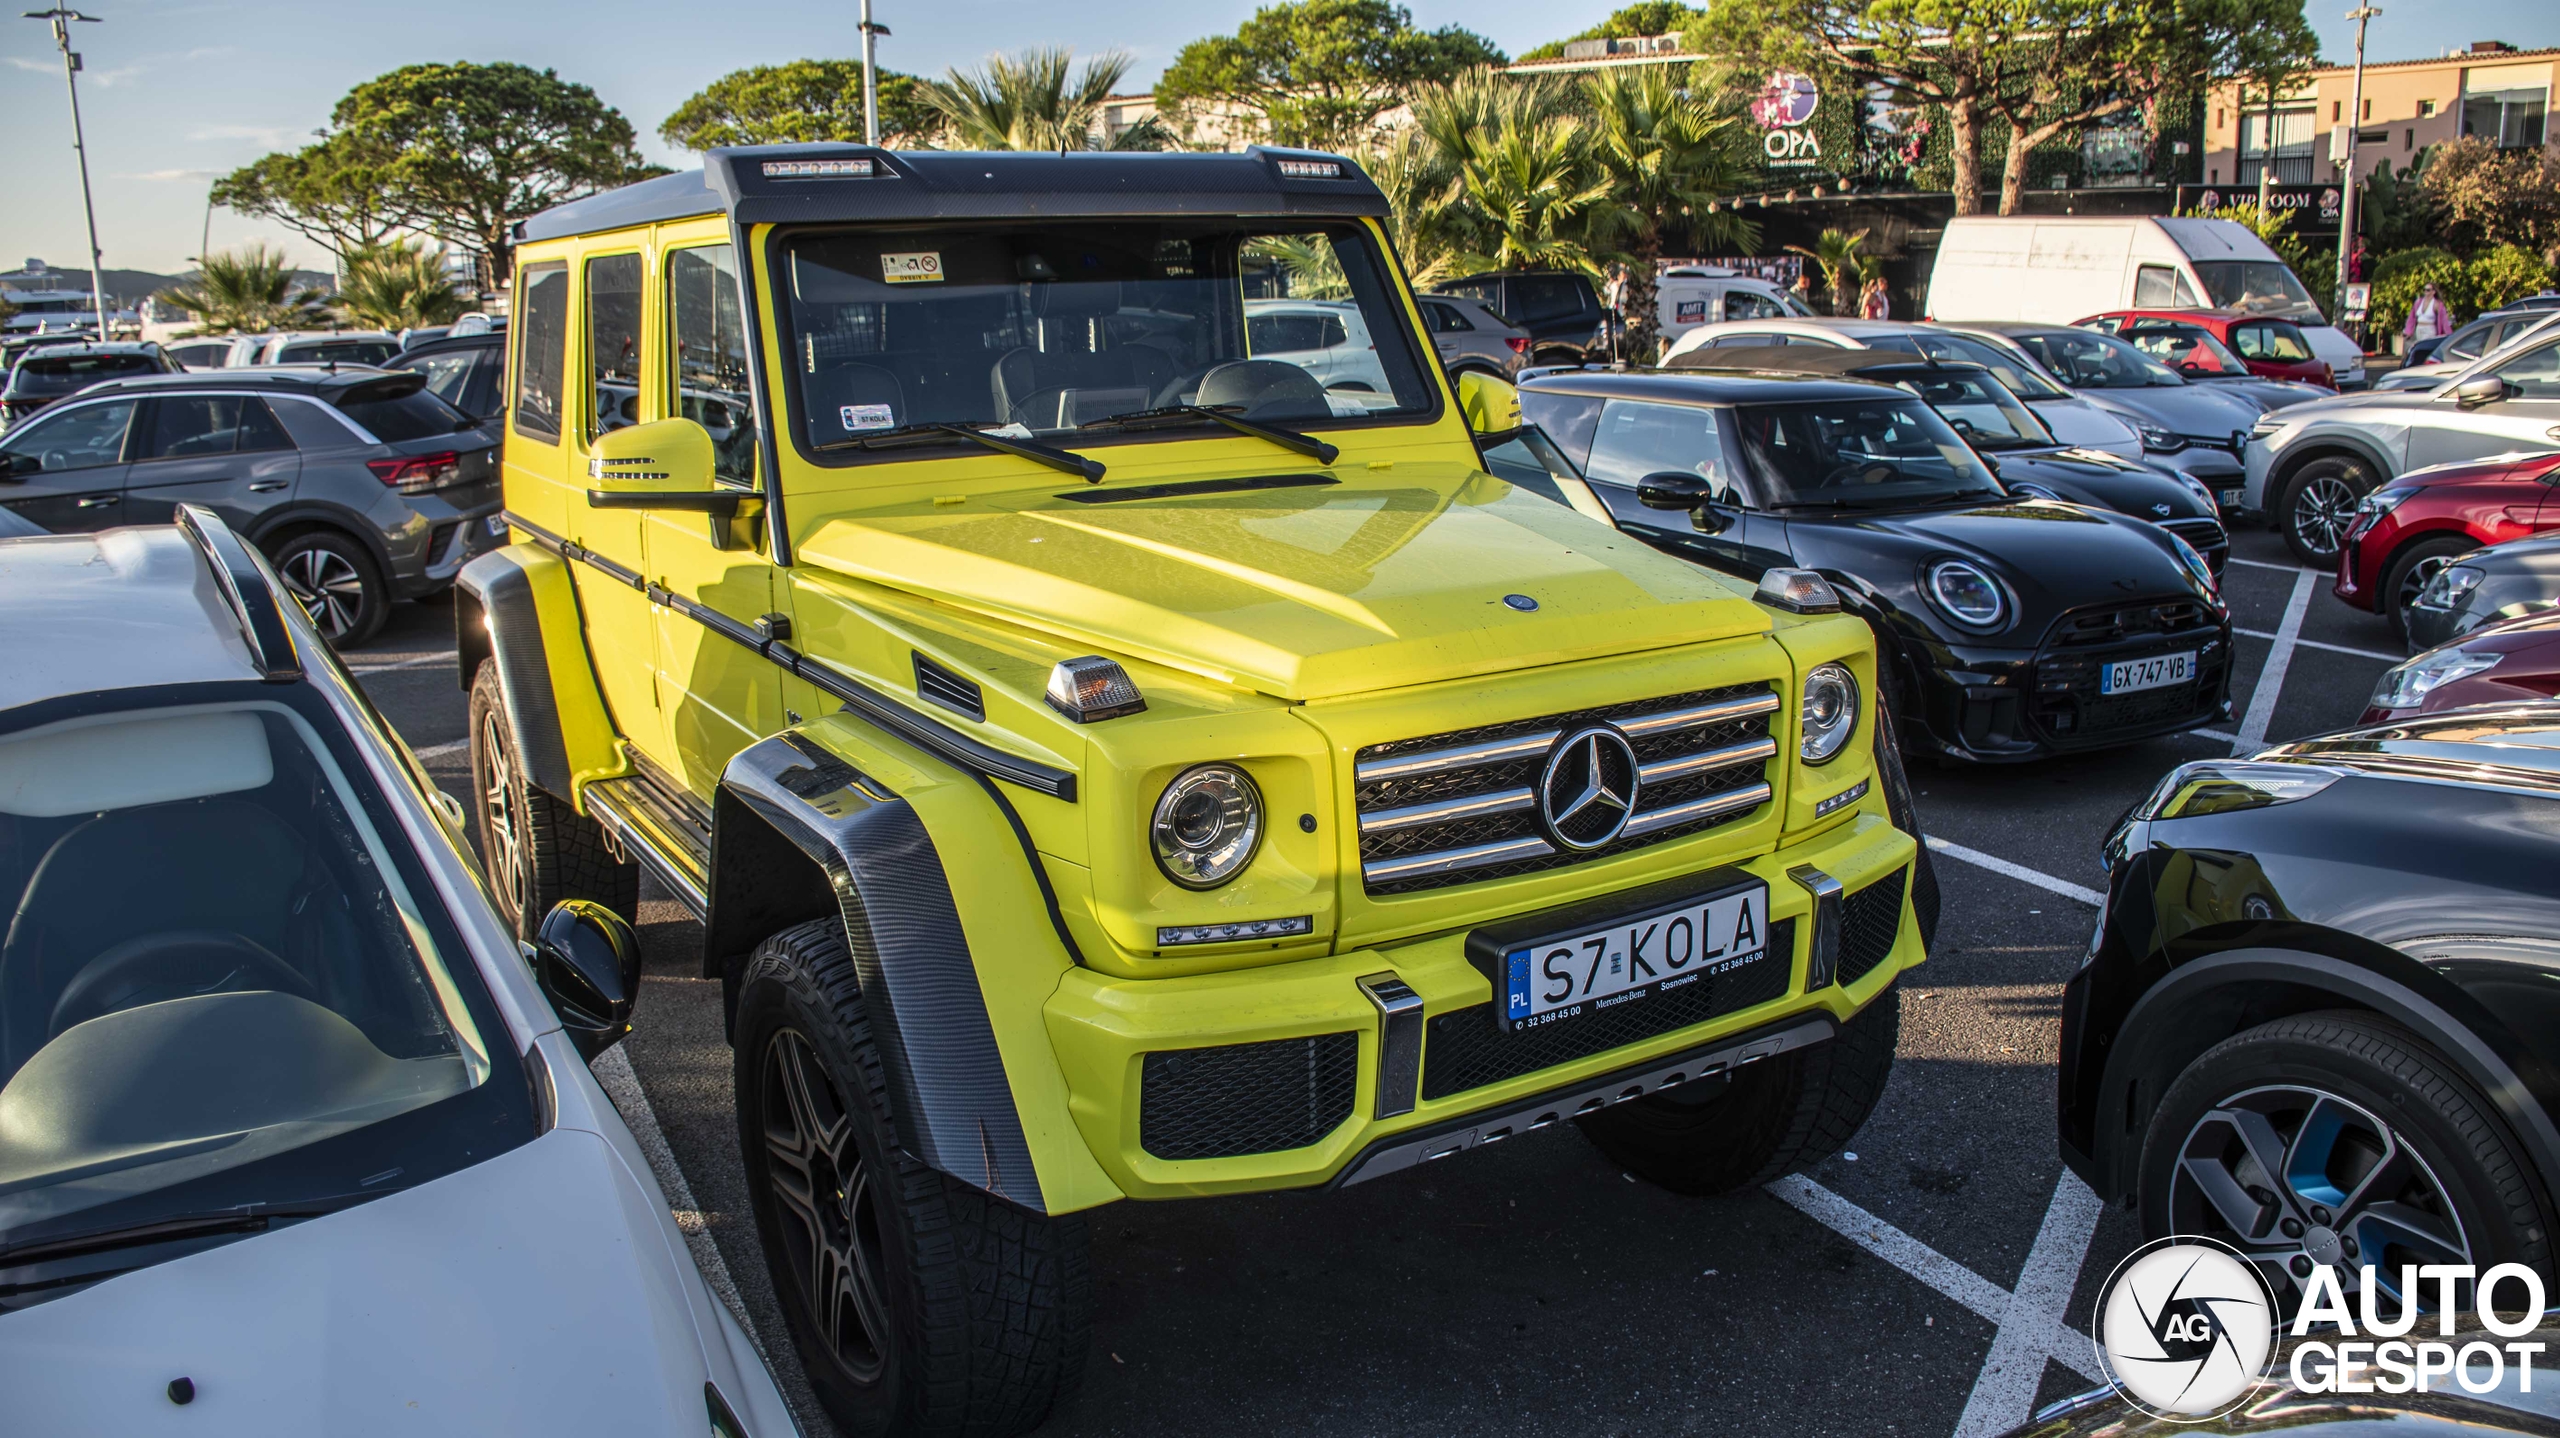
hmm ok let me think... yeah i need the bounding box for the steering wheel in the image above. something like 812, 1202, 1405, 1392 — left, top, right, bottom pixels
49, 929, 317, 1041
1947, 416, 1977, 436
1822, 461, 1904, 487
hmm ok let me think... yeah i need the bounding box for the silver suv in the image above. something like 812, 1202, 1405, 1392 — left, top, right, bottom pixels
2246, 328, 2560, 564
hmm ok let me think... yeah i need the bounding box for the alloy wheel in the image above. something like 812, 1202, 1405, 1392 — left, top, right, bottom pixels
478, 708, 526, 920
2397, 554, 2461, 617
762, 1028, 891, 1382
2290, 475, 2360, 562
279, 546, 367, 640
2168, 1083, 2473, 1313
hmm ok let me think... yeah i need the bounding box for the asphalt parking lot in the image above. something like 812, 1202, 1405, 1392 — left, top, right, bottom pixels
350, 523, 2405, 1437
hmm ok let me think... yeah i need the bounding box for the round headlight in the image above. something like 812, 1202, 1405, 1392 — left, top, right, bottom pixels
1151, 765, 1263, 889
1925, 560, 2007, 631
1800, 662, 1860, 765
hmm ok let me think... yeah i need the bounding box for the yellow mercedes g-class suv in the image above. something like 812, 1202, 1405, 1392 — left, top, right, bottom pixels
459, 144, 1931, 1437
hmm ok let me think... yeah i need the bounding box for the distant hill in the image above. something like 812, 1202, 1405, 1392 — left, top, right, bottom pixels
3, 265, 336, 303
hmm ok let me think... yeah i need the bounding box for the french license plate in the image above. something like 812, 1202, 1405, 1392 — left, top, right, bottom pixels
1495, 882, 1770, 1032
2100, 650, 2193, 696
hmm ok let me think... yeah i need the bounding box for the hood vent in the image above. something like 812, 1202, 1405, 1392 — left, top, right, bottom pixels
912, 652, 985, 722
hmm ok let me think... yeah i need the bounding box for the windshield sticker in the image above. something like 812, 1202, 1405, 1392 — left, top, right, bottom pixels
881, 251, 944, 284
841, 403, 897, 431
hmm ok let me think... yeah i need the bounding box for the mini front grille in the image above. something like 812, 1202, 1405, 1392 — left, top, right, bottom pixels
2045, 599, 2216, 648
1836, 867, 1908, 987
1139, 1033, 1359, 1160
1353, 683, 1779, 897
2030, 599, 2227, 742
912, 652, 985, 722
1420, 919, 1795, 1101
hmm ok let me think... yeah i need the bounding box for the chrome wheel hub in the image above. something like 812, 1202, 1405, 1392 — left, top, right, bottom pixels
478, 709, 525, 918
2168, 1083, 2471, 1313
279, 547, 366, 639
2292, 477, 2359, 560
762, 1029, 890, 1382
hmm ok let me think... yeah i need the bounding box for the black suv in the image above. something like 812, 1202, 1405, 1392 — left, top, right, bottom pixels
1435, 271, 1609, 363
1, 342, 175, 428
388, 332, 506, 429
0, 366, 499, 644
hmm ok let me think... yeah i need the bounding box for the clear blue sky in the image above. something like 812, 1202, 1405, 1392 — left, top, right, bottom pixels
5, 0, 2556, 276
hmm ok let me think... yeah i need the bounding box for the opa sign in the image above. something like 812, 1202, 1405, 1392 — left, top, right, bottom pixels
1751, 72, 1823, 167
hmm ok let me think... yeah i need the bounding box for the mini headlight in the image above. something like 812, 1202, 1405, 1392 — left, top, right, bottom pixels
2414, 564, 2483, 612
1925, 559, 2007, 631
2371, 648, 2501, 710
1151, 764, 1263, 889
2138, 423, 2185, 453
1799, 662, 1859, 765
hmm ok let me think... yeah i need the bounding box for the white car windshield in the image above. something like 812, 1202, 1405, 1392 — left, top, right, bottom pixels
2191, 261, 2320, 321
777, 219, 1437, 455
0, 701, 514, 1251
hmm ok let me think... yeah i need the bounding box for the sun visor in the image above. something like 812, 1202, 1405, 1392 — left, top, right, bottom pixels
0, 709, 273, 818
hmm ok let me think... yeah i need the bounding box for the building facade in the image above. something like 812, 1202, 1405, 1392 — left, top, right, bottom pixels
2202, 40, 2554, 188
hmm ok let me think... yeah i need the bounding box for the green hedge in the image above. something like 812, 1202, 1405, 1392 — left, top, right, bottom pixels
2470, 245, 2558, 313
2368, 248, 2469, 339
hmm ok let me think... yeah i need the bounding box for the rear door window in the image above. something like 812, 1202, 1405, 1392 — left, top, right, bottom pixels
511, 264, 568, 441
139, 395, 294, 458
1422, 302, 1472, 334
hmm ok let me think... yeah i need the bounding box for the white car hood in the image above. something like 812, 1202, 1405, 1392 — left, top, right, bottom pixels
2032, 397, 2142, 457
0, 1127, 715, 1436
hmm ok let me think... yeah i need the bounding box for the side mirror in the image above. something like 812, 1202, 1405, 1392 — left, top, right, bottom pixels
583, 416, 744, 544
0, 452, 39, 483
1455, 369, 1520, 435
2452, 374, 2508, 409
1636, 471, 1718, 509
532, 898, 642, 1061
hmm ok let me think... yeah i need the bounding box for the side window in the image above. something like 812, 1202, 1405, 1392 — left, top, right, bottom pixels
1517, 391, 1604, 469
237, 397, 294, 452
2491, 342, 2560, 399
1514, 277, 1587, 323
1585, 398, 1728, 495
2229, 325, 2267, 359
1423, 302, 1471, 334
2134, 266, 2179, 306
406, 351, 479, 411
2173, 271, 2205, 307
1726, 292, 1783, 321
585, 252, 644, 444
668, 244, 756, 487
142, 395, 246, 459
513, 264, 568, 441
0, 400, 136, 471
1315, 314, 1348, 349
1711, 332, 1783, 348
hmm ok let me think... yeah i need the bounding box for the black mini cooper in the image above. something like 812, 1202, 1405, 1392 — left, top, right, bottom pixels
1499, 369, 2233, 763
2065, 711, 2560, 1317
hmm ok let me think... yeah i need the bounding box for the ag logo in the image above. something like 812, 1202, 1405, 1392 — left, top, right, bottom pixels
2094, 1237, 2277, 1419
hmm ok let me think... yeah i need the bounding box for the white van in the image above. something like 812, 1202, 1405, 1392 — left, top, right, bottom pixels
1923, 216, 2364, 389
1655, 266, 1811, 347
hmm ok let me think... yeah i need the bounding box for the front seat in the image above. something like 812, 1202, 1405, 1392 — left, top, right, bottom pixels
990, 282, 1172, 429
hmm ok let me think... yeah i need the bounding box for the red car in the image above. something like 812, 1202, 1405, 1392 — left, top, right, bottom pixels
2360, 607, 2560, 722
2334, 451, 2560, 632
2077, 308, 2334, 388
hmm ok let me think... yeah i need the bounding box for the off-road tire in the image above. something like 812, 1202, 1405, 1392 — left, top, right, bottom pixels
735, 918, 1091, 1438
2140, 1011, 2552, 1313
2277, 454, 2379, 567
466, 661, 637, 940
2381, 536, 2476, 637
1578, 990, 1899, 1196
269, 528, 389, 647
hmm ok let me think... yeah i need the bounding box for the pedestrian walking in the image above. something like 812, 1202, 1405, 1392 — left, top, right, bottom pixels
2404, 281, 2453, 349
2347, 237, 2370, 283
1790, 270, 1820, 315
1858, 276, 1891, 320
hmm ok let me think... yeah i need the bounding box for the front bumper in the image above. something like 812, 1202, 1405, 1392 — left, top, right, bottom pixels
1042, 810, 1919, 1200
2145, 446, 2247, 511
396, 493, 506, 596
1898, 617, 2233, 763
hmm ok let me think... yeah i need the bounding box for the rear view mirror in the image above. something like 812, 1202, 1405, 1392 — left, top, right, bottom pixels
2451, 374, 2508, 409
532, 898, 642, 1061
1455, 369, 1520, 435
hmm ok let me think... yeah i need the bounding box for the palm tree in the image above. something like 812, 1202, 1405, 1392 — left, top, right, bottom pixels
917, 48, 1170, 151
154, 243, 329, 335
1582, 68, 1758, 362
1784, 228, 1873, 316
1401, 75, 1613, 282
336, 239, 469, 331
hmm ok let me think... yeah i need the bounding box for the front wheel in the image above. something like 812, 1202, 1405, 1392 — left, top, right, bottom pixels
1577, 989, 1898, 1195
2278, 455, 2378, 567
2140, 1011, 2552, 1320
735, 919, 1091, 1438
2382, 536, 2477, 636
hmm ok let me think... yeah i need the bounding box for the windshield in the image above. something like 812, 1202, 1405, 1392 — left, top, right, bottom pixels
277, 339, 399, 367
2191, 260, 2320, 320
1730, 398, 2004, 509
777, 220, 1435, 456
1911, 334, 2070, 400
9, 353, 158, 397
2120, 322, 2254, 379
0, 699, 524, 1261
338, 386, 468, 442
2006, 328, 2185, 389
1894, 370, 2055, 450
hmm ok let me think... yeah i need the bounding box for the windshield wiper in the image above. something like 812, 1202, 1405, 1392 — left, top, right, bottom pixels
0, 1194, 372, 1269
1078, 405, 1339, 465
813, 421, 1106, 483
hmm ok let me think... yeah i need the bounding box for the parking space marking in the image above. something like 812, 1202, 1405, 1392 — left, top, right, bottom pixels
413, 738, 467, 761
2228, 556, 2315, 575
1768, 1175, 2103, 1386
2235, 627, 2400, 663
2232, 568, 2319, 753
349, 652, 453, 674
1923, 837, 2104, 906
1951, 1173, 2106, 1438
592, 1045, 766, 1357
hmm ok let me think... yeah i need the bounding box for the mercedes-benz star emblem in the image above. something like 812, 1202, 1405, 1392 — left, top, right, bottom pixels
1539, 726, 1640, 851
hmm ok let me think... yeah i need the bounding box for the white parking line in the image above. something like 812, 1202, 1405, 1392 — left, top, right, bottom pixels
412, 738, 467, 761
349, 652, 454, 674
1923, 837, 2104, 907
2236, 627, 2400, 663
1952, 1173, 2106, 1438
592, 1045, 766, 1357
1767, 1174, 2103, 1386
2228, 556, 2316, 574
2233, 569, 2318, 752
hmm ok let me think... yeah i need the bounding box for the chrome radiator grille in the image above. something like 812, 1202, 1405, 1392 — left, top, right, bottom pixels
1353, 682, 1779, 896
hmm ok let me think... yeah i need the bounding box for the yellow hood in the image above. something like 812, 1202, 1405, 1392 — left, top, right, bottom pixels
793, 467, 1769, 701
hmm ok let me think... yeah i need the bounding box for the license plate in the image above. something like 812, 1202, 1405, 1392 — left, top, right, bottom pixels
1493, 882, 1770, 1032
2100, 650, 2193, 696
484, 514, 509, 538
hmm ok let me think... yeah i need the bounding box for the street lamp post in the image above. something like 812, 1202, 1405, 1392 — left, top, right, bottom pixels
2336, 6, 2380, 328
858, 0, 890, 146
24, 7, 110, 338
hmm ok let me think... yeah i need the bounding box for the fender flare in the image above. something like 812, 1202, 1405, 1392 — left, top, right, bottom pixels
244, 500, 397, 575
712, 727, 1117, 1215
2091, 944, 2560, 1215
2271, 429, 2399, 492
453, 545, 622, 799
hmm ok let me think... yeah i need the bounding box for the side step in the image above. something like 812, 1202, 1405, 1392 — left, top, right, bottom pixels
585, 772, 712, 919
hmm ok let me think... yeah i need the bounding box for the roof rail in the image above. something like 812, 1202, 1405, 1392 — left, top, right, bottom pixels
176, 504, 301, 683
